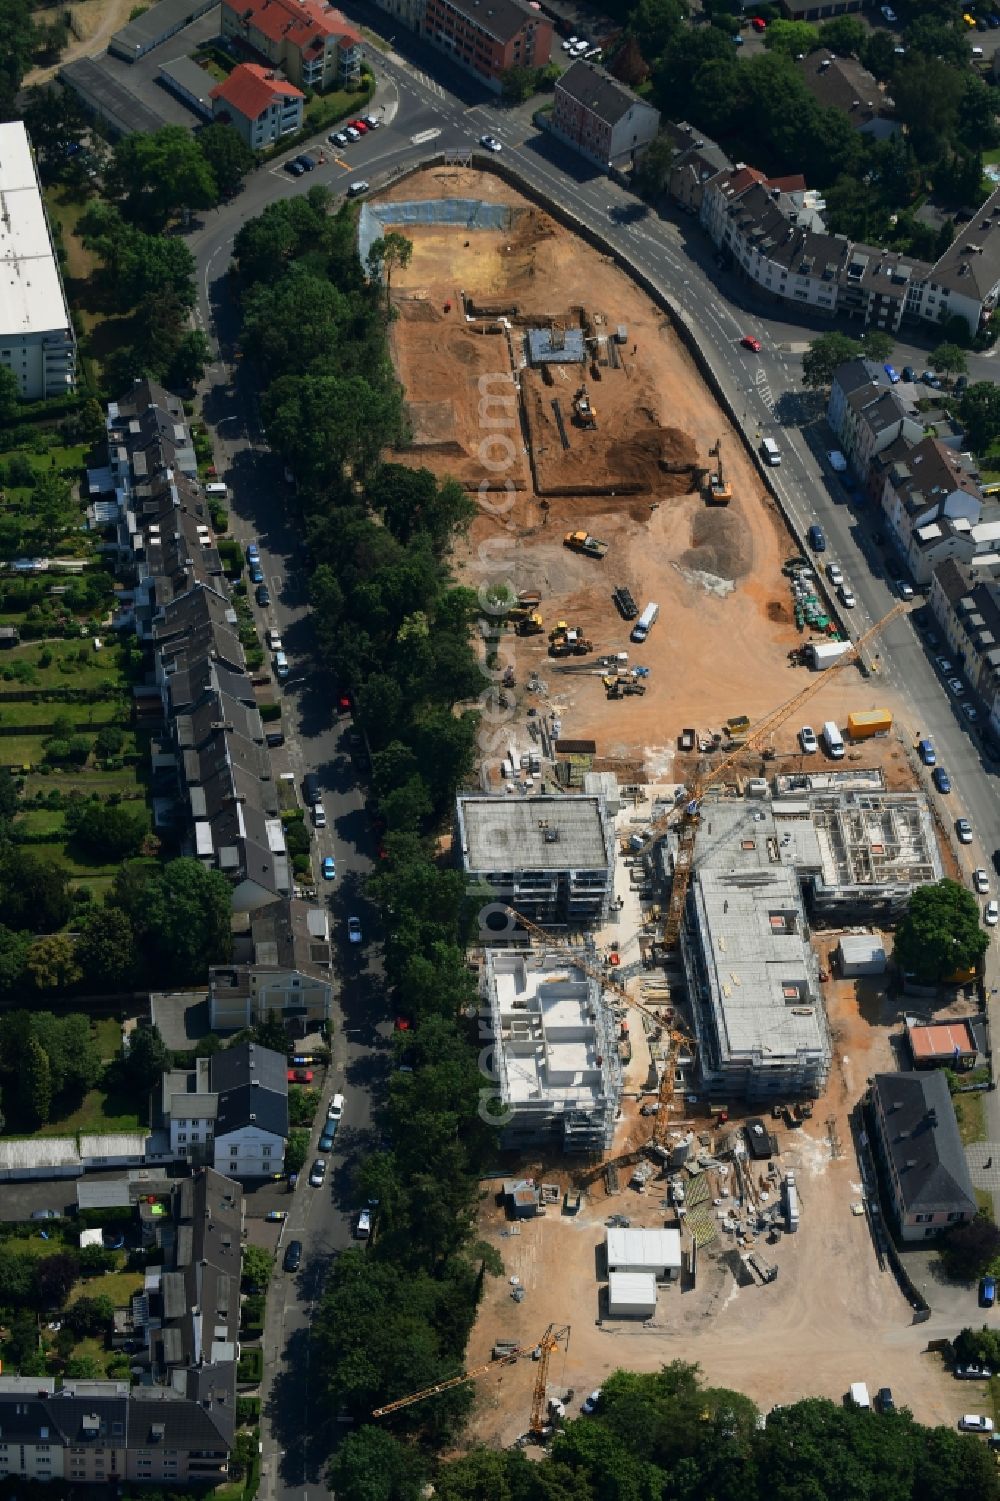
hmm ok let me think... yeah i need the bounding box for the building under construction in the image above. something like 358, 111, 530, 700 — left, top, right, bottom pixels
482, 949, 622, 1153
675, 786, 942, 1101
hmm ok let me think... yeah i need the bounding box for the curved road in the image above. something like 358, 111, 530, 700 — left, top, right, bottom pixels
186, 38, 1000, 1498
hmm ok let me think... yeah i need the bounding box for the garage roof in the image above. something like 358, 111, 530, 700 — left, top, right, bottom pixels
607, 1270, 657, 1306
0, 1138, 79, 1170
606, 1227, 682, 1268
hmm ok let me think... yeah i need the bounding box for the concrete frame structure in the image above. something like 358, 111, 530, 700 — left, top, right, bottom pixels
456, 793, 615, 925
482, 949, 622, 1153
0, 122, 76, 400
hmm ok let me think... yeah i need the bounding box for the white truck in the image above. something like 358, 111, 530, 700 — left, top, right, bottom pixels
783, 1170, 800, 1233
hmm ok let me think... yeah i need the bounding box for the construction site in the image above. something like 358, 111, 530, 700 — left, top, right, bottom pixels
368, 168, 980, 1448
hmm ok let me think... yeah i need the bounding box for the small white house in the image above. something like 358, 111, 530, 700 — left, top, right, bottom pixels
607, 1271, 657, 1318
606, 1226, 682, 1280
837, 935, 887, 977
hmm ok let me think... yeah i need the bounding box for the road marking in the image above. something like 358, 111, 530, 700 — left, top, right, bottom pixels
335, 157, 349, 169
411, 127, 441, 144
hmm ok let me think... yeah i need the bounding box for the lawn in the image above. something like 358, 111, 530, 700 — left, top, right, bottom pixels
0, 698, 124, 728
954, 1090, 986, 1145
0, 445, 89, 476
3, 1233, 72, 1258
35, 1085, 144, 1138
14, 807, 65, 836
66, 1269, 143, 1307
92, 1017, 123, 1062
0, 640, 128, 692
42, 188, 100, 282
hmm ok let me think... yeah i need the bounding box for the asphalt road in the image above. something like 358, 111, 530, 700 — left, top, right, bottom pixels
184, 34, 1000, 1496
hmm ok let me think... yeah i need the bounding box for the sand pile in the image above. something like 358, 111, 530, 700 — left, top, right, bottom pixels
678, 507, 755, 581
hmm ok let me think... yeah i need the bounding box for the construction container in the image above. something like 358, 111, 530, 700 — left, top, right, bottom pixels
846, 708, 893, 740
607, 1271, 657, 1318
808, 640, 851, 670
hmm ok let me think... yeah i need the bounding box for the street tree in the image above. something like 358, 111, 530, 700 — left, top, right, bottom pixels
959, 381, 1000, 453
197, 123, 255, 199
820, 15, 866, 56
859, 330, 894, 364
763, 20, 820, 57
241, 1245, 273, 1293
930, 342, 968, 379
894, 878, 988, 982
802, 332, 862, 388
366, 232, 414, 308
27, 934, 81, 991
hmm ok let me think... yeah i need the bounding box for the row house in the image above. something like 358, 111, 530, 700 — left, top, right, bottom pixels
210, 896, 334, 1033
550, 62, 659, 171
420, 0, 552, 91
929, 558, 1000, 737
827, 358, 922, 482
161, 1041, 289, 1177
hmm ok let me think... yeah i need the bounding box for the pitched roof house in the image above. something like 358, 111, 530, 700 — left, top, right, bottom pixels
869, 1071, 976, 1240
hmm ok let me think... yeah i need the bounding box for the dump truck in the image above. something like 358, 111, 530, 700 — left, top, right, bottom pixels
573, 386, 597, 429
846, 708, 892, 739
564, 531, 609, 560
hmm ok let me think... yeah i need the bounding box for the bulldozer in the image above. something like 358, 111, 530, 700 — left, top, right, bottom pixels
550, 631, 593, 658
572, 385, 597, 430
513, 611, 543, 636
705, 436, 732, 505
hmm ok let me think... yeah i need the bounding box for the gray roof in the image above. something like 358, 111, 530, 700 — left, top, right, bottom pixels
435, 0, 542, 43
556, 61, 652, 127
929, 184, 1000, 301
458, 794, 611, 872
210, 1042, 288, 1139
60, 56, 167, 136
111, 0, 215, 54
795, 49, 892, 128
873, 1071, 976, 1215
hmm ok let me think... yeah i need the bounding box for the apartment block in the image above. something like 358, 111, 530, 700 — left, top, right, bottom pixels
421, 0, 552, 91
210, 63, 305, 149
551, 62, 659, 171
0, 121, 76, 399
869, 1071, 976, 1240
482, 949, 622, 1152
160, 1041, 288, 1176
220, 0, 362, 90
456, 793, 615, 925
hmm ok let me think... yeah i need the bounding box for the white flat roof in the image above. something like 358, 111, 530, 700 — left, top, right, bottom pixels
0, 122, 73, 340
607, 1270, 657, 1306
606, 1226, 682, 1269
0, 1137, 79, 1169
79, 1132, 149, 1156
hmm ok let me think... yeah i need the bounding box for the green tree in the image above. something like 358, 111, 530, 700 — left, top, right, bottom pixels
819, 15, 866, 55
285, 1128, 309, 1175
762, 20, 820, 57
499, 65, 539, 103
22, 1035, 52, 1126
930, 342, 968, 379
633, 131, 675, 200
21, 85, 88, 181
893, 56, 965, 164
197, 122, 255, 198
802, 332, 863, 388
108, 124, 218, 229
123, 1023, 169, 1091
64, 1294, 115, 1337
68, 800, 147, 861
0, 927, 31, 995
76, 905, 137, 989
894, 878, 988, 982
0, 0, 36, 121
959, 381, 1000, 452
63, 1355, 103, 1380
367, 231, 414, 307
859, 330, 894, 364
0, 364, 20, 422
327, 1426, 428, 1501
26, 933, 81, 991
0, 850, 72, 933
33, 470, 76, 550
165, 328, 211, 391
632, 0, 686, 59
111, 857, 232, 985
241, 1245, 273, 1293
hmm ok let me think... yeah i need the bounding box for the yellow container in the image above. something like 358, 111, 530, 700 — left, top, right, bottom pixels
846, 709, 892, 740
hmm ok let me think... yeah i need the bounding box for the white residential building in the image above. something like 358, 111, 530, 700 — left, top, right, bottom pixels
879, 437, 991, 583
0, 121, 76, 399
161, 1041, 288, 1177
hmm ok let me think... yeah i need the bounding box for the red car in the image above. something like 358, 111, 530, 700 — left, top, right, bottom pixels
338, 692, 352, 713
287, 1068, 314, 1085
350, 119, 368, 133
394, 1017, 412, 1032
751, 16, 766, 30
741, 335, 762, 352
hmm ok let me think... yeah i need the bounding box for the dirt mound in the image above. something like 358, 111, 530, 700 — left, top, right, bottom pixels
604, 427, 700, 496
679, 507, 755, 581
397, 298, 440, 322
767, 600, 792, 623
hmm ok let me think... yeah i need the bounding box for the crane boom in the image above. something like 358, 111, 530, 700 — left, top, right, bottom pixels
372, 1347, 524, 1418
529, 1324, 571, 1435
658, 601, 906, 947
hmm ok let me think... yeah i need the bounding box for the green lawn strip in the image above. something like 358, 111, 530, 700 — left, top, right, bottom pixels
24, 768, 141, 796
2, 1234, 70, 1258
14, 807, 65, 836
33, 1085, 144, 1137
42, 189, 100, 281
0, 446, 89, 475
0, 639, 127, 690
0, 697, 124, 729
954, 1090, 986, 1145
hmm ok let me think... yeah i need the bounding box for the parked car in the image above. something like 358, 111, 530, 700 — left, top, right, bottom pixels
875, 1387, 895, 1414
581, 1390, 602, 1415
956, 1363, 993, 1379
956, 818, 974, 844
284, 159, 305, 177
884, 363, 899, 384
901, 365, 915, 382
274, 650, 290, 680
947, 676, 965, 695
982, 1275, 997, 1307
973, 868, 989, 894
799, 725, 818, 753
344, 125, 361, 141
30, 1209, 60, 1220
308, 1158, 327, 1187
839, 585, 856, 609
283, 1239, 303, 1271
255, 583, 270, 607
751, 14, 767, 29
266, 627, 283, 651
918, 738, 936, 765
936, 656, 956, 675
296, 154, 316, 171
959, 1414, 994, 1431
328, 1094, 345, 1121
987, 901, 999, 927
347, 180, 370, 197
962, 701, 980, 723
808, 524, 826, 551
347, 916, 363, 944
826, 562, 844, 587
881, 4, 897, 20
287, 1068, 313, 1084
932, 766, 952, 793
318, 1122, 337, 1152
249, 562, 264, 584
322, 855, 337, 881
356, 1207, 372, 1238
329, 131, 348, 148
896, 578, 914, 599
922, 370, 942, 388
246, 542, 260, 563
363, 115, 381, 129
955, 374, 969, 394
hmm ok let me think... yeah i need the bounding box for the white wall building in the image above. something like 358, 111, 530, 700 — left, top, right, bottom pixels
162, 1041, 288, 1177
0, 122, 76, 399
607, 1270, 657, 1318
605, 1226, 682, 1280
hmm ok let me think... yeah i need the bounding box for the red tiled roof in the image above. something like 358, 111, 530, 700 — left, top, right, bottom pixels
210, 63, 304, 120
224, 0, 361, 50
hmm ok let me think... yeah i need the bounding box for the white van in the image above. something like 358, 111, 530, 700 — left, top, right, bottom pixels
761, 438, 781, 466
849, 1382, 870, 1410
205, 482, 228, 498
822, 720, 845, 759
631, 602, 659, 644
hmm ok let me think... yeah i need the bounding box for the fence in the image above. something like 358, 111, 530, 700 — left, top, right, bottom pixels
357, 195, 513, 274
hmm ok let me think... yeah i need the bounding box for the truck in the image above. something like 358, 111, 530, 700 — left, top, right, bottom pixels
783, 1170, 800, 1234
631, 602, 659, 644
564, 531, 609, 560
808, 640, 851, 670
